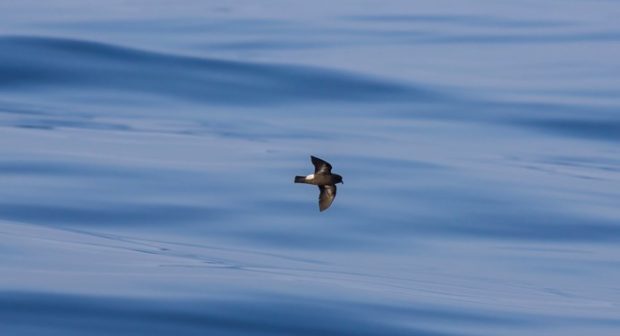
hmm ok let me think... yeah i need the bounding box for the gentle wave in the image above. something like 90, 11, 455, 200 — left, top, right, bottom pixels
0, 36, 431, 105
2, 221, 618, 335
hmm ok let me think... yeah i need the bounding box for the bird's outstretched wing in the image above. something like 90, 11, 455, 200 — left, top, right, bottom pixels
311, 156, 332, 175
318, 184, 337, 211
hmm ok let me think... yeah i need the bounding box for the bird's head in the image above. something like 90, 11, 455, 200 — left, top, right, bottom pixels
334, 174, 343, 184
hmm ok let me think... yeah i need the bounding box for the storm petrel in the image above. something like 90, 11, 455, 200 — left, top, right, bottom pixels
294, 156, 343, 211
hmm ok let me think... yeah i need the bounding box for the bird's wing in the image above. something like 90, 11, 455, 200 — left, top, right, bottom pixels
311, 156, 332, 175
318, 185, 337, 212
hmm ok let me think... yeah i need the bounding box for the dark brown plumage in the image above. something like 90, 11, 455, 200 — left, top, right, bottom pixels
294, 156, 343, 211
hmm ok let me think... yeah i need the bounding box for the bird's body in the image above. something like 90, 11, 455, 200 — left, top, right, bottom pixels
295, 173, 341, 186
294, 156, 343, 211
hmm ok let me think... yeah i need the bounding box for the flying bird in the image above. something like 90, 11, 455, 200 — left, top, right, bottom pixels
294, 156, 343, 211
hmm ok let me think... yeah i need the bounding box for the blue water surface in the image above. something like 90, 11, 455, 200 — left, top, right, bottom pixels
1, 1, 619, 335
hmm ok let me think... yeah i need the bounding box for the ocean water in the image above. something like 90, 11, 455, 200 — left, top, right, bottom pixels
1, 1, 619, 335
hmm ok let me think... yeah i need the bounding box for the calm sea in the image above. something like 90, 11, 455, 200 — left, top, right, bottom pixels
1, 1, 619, 335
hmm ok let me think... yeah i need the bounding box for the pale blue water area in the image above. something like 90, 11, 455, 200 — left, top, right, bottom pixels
1, 0, 619, 335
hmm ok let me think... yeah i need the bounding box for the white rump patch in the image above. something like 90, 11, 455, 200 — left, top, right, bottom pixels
305, 174, 314, 180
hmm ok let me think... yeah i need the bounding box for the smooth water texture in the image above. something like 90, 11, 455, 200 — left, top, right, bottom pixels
1, 1, 619, 335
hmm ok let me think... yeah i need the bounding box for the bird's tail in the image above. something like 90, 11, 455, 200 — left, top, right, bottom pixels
294, 176, 307, 183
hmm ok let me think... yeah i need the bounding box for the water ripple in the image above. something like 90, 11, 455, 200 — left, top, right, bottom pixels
0, 35, 428, 105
